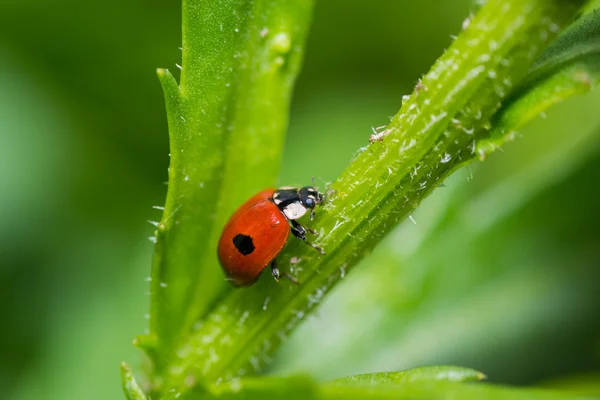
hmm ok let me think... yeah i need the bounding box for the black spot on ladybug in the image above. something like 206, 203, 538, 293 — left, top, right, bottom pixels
233, 233, 255, 256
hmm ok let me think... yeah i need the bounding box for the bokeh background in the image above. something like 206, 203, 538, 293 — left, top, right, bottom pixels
2, 1, 600, 399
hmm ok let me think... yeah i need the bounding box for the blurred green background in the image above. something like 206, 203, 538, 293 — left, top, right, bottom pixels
2, 1, 600, 399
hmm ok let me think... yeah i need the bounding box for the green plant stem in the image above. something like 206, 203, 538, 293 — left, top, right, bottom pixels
141, 0, 315, 389
163, 0, 589, 391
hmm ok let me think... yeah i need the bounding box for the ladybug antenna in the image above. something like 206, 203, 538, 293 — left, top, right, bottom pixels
312, 176, 331, 190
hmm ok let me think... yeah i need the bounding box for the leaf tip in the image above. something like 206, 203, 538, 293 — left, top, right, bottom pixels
156, 67, 175, 79
120, 360, 131, 373
156, 68, 181, 99
121, 361, 148, 400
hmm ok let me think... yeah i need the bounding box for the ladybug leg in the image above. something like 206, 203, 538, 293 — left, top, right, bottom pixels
292, 219, 319, 236
270, 259, 281, 282
271, 259, 300, 285
304, 217, 320, 236
306, 226, 319, 236
291, 220, 326, 255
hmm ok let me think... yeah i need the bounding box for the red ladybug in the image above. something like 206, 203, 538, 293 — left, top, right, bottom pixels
218, 186, 325, 286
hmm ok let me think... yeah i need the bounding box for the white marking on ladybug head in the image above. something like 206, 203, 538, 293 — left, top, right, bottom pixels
282, 202, 307, 220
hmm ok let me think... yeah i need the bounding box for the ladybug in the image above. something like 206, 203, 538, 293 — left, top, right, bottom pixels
218, 186, 325, 286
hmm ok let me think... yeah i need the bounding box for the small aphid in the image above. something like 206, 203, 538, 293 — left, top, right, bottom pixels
369, 126, 392, 143
415, 79, 427, 94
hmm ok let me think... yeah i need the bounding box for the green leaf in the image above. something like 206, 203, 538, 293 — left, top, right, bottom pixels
142, 0, 315, 385
330, 366, 486, 385
166, 0, 590, 389
477, 9, 600, 158
121, 362, 148, 400
322, 380, 596, 400
167, 375, 592, 400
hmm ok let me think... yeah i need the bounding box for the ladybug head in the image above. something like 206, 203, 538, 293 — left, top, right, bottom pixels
299, 186, 324, 209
